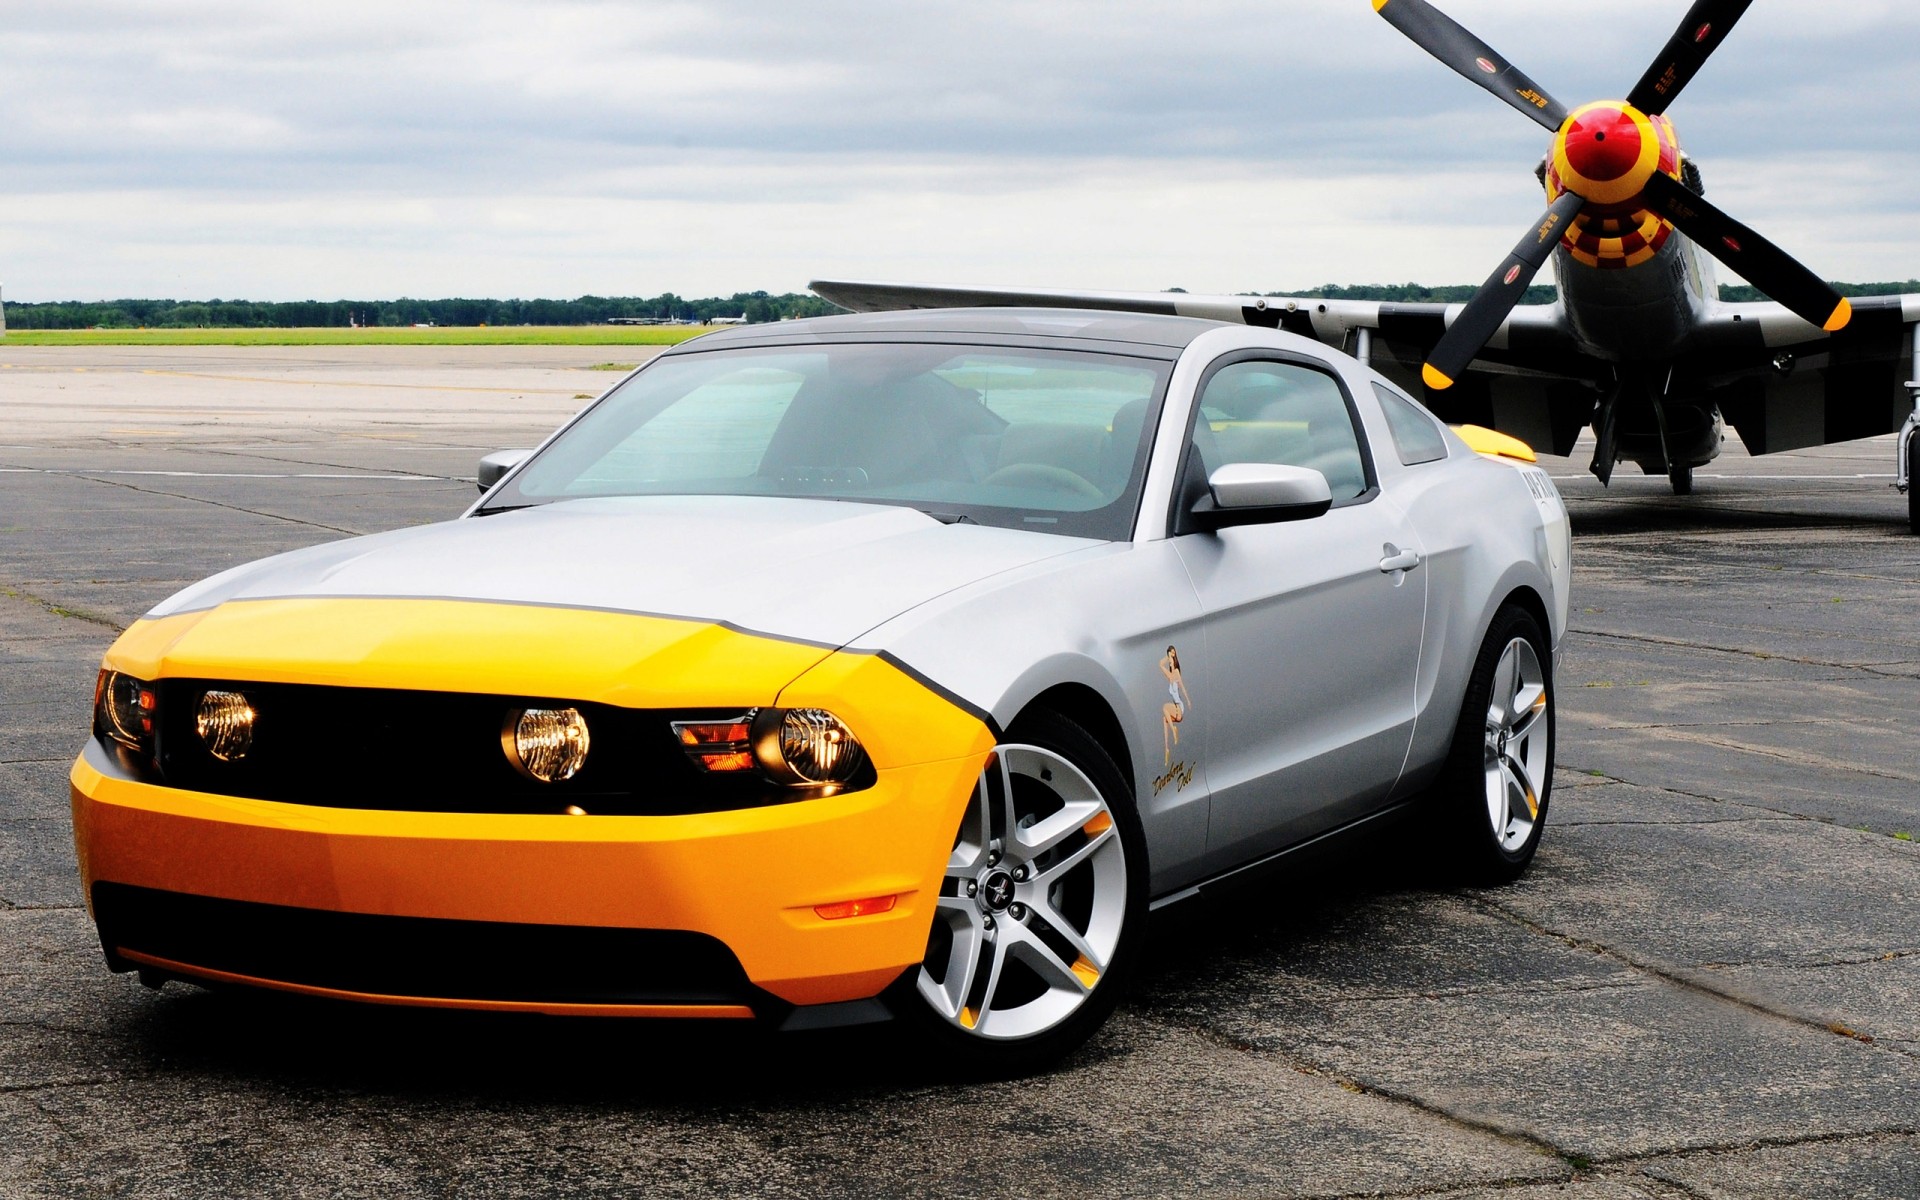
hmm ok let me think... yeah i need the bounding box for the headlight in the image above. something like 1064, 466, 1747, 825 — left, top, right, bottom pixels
765, 708, 866, 785
502, 707, 591, 782
673, 707, 869, 789
95, 670, 156, 752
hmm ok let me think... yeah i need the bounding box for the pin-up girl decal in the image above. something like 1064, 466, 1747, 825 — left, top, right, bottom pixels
1160, 645, 1190, 765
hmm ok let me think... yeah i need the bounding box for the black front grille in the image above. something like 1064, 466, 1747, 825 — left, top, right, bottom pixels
93, 883, 766, 1009
143, 680, 827, 815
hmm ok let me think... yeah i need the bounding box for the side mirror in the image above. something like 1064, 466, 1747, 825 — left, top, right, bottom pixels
477, 449, 534, 493
1189, 462, 1333, 529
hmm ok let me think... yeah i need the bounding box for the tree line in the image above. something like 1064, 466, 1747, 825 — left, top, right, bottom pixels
7, 281, 1916, 329
1, 291, 845, 330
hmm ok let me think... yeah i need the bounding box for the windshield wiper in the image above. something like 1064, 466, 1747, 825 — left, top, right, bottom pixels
920, 510, 976, 525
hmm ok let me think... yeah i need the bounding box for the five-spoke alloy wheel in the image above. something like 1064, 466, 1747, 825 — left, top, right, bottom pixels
1437, 604, 1555, 882
1483, 633, 1550, 855
906, 710, 1144, 1072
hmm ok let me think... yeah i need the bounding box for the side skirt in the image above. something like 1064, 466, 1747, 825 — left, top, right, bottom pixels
1146, 799, 1421, 912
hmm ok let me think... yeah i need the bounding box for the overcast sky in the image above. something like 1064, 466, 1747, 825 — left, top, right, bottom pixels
3, 0, 1916, 302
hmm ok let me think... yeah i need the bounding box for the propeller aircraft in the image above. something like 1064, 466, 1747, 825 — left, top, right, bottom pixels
814, 0, 1920, 532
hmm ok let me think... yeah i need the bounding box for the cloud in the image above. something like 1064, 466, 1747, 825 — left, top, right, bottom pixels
1, 0, 1916, 299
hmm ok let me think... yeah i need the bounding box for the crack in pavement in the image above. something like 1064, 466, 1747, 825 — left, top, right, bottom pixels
1598, 1125, 1920, 1172
1620, 727, 1920, 783
1147, 1009, 1582, 1182
1333, 1129, 1920, 1200
61, 471, 364, 537
1273, 977, 1647, 1005
1553, 816, 1807, 828
1559, 768, 1899, 830
199, 444, 466, 480
0, 585, 122, 631
25, 1090, 100, 1200
0, 1076, 118, 1095
1316, 1168, 1700, 1200
1580, 719, 1824, 730
1468, 896, 1920, 1060
1692, 947, 1920, 971
1569, 628, 1920, 678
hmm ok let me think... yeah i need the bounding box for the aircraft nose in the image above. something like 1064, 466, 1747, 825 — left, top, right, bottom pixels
1562, 105, 1643, 183
1551, 100, 1662, 206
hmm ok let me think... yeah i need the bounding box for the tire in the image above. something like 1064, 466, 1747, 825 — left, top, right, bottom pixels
897, 708, 1147, 1076
1669, 461, 1694, 496
1434, 604, 1555, 885
1907, 431, 1919, 536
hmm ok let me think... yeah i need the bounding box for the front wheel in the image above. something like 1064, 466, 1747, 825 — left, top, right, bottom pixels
902, 709, 1146, 1075
1434, 604, 1555, 884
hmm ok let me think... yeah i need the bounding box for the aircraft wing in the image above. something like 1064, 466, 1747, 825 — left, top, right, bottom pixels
1680, 294, 1920, 456
811, 280, 1583, 366
810, 279, 1607, 454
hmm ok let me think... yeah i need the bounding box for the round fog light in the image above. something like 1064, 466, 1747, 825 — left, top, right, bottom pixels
505, 707, 590, 782
195, 689, 255, 762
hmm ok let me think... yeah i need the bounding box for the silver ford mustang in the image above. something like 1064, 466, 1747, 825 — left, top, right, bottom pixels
73, 308, 1569, 1072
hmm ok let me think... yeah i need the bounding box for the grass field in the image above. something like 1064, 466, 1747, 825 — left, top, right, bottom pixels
0, 326, 720, 347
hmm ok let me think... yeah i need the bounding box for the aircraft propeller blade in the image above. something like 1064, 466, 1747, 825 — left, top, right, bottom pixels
1639, 171, 1851, 332
1422, 190, 1587, 391
1626, 0, 1754, 116
1370, 0, 1568, 132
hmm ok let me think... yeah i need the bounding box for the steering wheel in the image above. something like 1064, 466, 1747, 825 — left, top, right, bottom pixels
980, 462, 1105, 500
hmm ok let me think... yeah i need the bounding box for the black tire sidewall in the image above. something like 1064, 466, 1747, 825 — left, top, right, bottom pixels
1907, 430, 1919, 535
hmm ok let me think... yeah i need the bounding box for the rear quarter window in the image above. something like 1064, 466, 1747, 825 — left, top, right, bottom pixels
1373, 382, 1449, 466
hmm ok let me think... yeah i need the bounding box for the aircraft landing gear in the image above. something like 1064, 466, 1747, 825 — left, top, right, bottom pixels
1669, 461, 1694, 496
1590, 387, 1621, 486
1904, 428, 1919, 536
1901, 331, 1918, 535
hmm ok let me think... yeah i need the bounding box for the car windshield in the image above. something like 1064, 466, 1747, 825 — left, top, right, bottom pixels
479, 341, 1175, 539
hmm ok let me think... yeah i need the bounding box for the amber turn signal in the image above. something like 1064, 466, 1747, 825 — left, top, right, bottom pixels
812, 894, 900, 921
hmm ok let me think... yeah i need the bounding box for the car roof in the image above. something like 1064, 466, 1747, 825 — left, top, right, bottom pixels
668, 307, 1230, 359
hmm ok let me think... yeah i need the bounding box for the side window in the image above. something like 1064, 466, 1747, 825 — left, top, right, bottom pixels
1373, 382, 1449, 466
1191, 360, 1371, 501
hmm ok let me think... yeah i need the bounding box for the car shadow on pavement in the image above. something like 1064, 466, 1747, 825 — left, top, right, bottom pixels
114, 982, 948, 1104
98, 826, 1448, 1105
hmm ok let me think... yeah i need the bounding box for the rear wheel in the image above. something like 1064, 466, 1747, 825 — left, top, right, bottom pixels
1907, 431, 1919, 535
903, 709, 1145, 1075
1434, 605, 1554, 884
1669, 461, 1694, 495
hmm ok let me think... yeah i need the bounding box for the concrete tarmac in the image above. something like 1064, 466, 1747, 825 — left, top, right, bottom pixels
2, 345, 1916, 1198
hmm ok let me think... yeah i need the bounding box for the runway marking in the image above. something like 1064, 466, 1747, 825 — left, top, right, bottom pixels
137, 368, 583, 396
0, 468, 450, 481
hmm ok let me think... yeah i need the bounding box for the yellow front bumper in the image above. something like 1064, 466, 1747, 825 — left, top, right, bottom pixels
73, 744, 983, 1011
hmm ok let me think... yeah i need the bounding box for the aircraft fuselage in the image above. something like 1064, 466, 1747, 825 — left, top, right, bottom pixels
1538, 102, 1728, 481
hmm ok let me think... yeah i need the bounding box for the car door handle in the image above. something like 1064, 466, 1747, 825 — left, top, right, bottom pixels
1379, 544, 1422, 573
